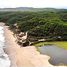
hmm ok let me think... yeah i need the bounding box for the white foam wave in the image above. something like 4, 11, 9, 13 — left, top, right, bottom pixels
0, 26, 11, 67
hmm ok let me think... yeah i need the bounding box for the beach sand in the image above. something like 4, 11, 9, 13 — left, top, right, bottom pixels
3, 25, 52, 67
0, 22, 65, 67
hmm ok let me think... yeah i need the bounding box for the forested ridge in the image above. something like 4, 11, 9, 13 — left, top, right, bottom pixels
0, 9, 67, 42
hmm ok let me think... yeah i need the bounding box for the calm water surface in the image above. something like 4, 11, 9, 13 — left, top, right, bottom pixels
38, 45, 67, 65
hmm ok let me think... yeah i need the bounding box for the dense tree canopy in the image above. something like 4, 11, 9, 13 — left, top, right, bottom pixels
0, 10, 67, 40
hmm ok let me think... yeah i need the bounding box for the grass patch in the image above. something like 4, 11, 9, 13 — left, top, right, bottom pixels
34, 41, 67, 49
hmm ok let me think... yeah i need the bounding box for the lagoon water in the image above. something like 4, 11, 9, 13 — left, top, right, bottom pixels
0, 26, 10, 67
38, 45, 67, 65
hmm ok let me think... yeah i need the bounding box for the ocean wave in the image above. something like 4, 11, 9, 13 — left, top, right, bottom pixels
0, 26, 11, 67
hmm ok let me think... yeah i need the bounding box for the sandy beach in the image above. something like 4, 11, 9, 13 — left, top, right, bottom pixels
3, 25, 52, 67
0, 23, 65, 67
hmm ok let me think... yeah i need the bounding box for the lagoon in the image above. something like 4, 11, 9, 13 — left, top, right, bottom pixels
38, 45, 67, 65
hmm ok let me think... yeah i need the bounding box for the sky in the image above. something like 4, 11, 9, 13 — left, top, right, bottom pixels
0, 0, 67, 8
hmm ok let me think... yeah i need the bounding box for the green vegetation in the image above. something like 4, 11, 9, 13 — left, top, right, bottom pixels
0, 8, 67, 45
0, 8, 67, 66
34, 41, 67, 49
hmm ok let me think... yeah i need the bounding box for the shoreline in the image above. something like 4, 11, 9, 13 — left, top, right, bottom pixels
4, 25, 52, 67
3, 23, 52, 67
3, 26, 17, 67
0, 25, 10, 67
0, 23, 66, 67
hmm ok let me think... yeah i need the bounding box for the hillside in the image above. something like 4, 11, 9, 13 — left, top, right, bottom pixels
0, 8, 67, 46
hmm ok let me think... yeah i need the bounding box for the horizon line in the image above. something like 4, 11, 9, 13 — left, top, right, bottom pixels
0, 7, 67, 9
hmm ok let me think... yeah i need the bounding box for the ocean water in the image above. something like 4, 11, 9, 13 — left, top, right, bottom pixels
0, 26, 10, 67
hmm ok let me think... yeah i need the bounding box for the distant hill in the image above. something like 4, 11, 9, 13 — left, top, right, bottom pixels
0, 7, 67, 12
0, 7, 33, 12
